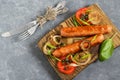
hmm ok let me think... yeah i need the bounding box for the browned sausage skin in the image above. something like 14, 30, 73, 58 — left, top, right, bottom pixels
61, 25, 112, 37
52, 34, 104, 57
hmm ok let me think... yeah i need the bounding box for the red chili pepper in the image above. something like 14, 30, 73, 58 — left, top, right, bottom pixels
75, 7, 90, 25
57, 56, 76, 74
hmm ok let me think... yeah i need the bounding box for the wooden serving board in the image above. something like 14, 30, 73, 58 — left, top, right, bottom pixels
38, 4, 120, 80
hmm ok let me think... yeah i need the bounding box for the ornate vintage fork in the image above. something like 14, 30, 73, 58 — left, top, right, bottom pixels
1, 1, 68, 41
18, 22, 39, 40
1, 1, 68, 40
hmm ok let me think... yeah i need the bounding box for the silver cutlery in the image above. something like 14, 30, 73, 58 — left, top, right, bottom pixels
1, 1, 68, 41
18, 23, 39, 40
1, 20, 37, 37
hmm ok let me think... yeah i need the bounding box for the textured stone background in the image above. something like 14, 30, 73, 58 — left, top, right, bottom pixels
0, 0, 120, 80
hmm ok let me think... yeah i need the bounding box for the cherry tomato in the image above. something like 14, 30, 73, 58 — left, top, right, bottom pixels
57, 61, 75, 74
57, 56, 76, 74
75, 7, 90, 25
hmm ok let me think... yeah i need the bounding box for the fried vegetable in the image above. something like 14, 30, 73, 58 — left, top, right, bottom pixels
75, 7, 90, 26
80, 40, 91, 51
88, 11, 102, 25
49, 35, 62, 46
52, 35, 62, 45
71, 51, 91, 66
57, 61, 76, 74
43, 42, 56, 55
57, 56, 76, 74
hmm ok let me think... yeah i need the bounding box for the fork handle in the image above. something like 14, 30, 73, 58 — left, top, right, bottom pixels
2, 20, 37, 37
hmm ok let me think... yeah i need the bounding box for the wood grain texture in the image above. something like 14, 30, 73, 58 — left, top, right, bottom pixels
38, 4, 120, 80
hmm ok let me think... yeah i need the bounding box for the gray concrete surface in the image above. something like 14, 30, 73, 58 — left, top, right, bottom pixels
0, 0, 120, 80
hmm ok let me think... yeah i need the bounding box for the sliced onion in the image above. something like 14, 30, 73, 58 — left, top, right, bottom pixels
43, 42, 50, 55
88, 11, 102, 25
52, 35, 62, 45
77, 52, 91, 66
43, 42, 56, 55
80, 40, 91, 51
71, 51, 91, 66
69, 63, 79, 67
48, 35, 62, 46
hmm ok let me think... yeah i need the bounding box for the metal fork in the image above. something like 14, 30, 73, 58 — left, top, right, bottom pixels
18, 23, 39, 40
1, 1, 68, 41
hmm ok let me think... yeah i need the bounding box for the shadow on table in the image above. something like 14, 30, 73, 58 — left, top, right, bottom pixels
29, 39, 61, 80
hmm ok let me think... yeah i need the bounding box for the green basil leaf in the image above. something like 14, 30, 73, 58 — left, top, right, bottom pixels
99, 39, 114, 61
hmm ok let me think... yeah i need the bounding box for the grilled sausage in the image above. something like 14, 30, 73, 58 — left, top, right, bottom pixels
61, 25, 112, 37
52, 34, 104, 57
